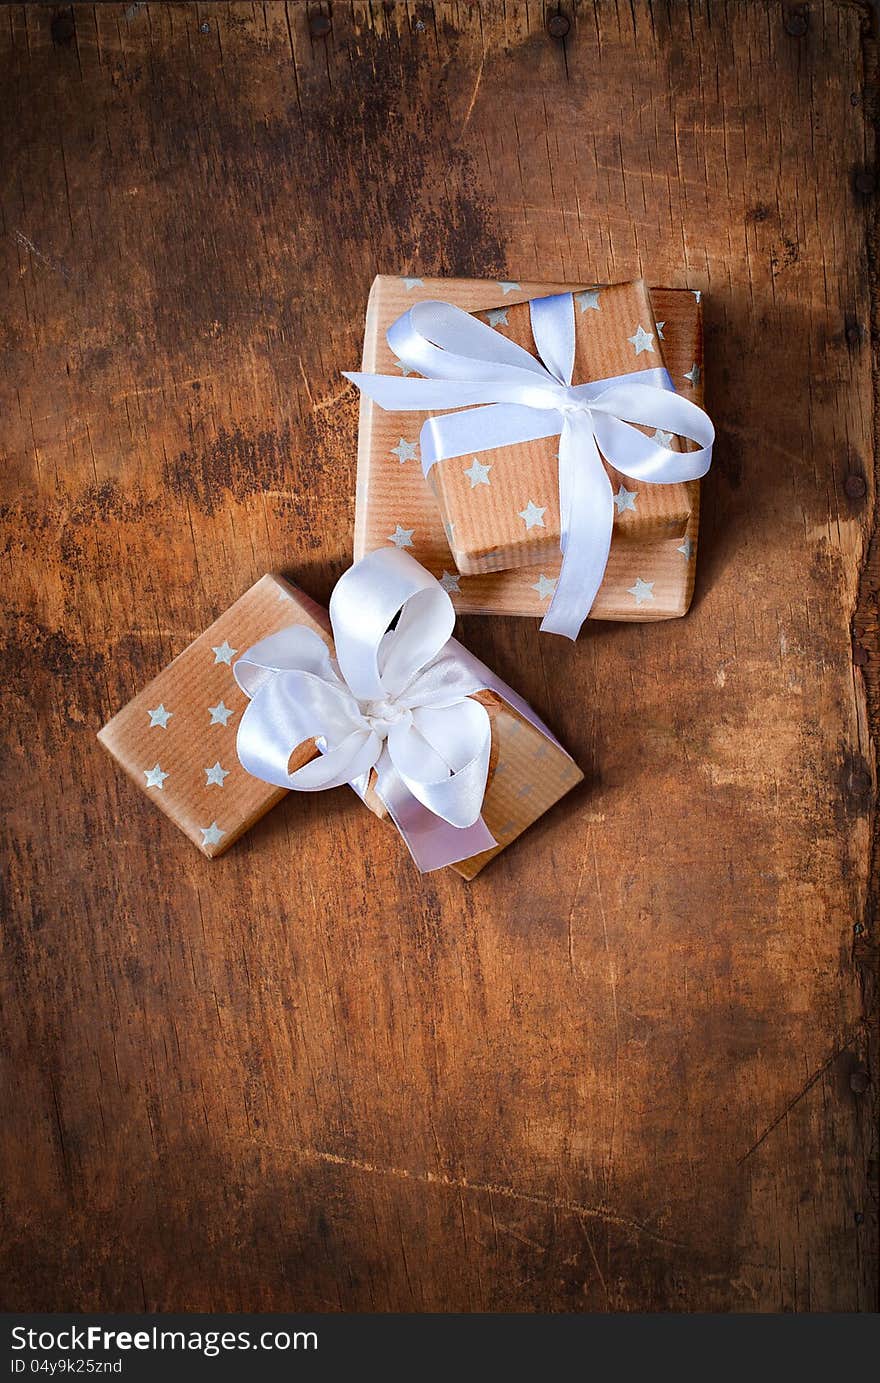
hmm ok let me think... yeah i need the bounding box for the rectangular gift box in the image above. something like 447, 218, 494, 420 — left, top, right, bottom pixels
98, 574, 583, 878
353, 276, 704, 620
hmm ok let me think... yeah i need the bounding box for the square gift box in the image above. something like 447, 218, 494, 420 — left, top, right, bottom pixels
353, 276, 704, 621
98, 571, 583, 879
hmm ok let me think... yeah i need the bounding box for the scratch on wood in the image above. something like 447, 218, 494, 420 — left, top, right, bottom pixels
254, 1139, 696, 1253
737, 1032, 861, 1166
459, 56, 484, 137
593, 833, 620, 1198
12, 230, 72, 283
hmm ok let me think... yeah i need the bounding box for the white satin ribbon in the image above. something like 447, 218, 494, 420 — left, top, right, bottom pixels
234, 549, 565, 872
345, 293, 714, 639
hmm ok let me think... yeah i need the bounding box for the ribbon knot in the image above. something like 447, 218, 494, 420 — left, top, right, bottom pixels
362, 696, 413, 737
344, 290, 714, 639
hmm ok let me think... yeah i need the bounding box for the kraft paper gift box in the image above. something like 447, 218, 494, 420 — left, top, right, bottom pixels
98, 567, 583, 879
353, 276, 705, 621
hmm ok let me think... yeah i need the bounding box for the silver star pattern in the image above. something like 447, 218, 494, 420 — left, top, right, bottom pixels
684, 363, 701, 386
628, 324, 655, 355
388, 524, 414, 548
205, 762, 229, 787
394, 359, 414, 376
498, 281, 520, 294
575, 288, 601, 312
627, 577, 655, 605
677, 537, 694, 561
402, 277, 424, 290
518, 501, 546, 530
531, 574, 556, 600
208, 700, 233, 726
656, 320, 666, 340
144, 763, 169, 790
212, 640, 236, 665
654, 428, 674, 448
692, 289, 702, 303
147, 704, 172, 729
464, 457, 492, 488
439, 570, 461, 593
391, 438, 418, 464
485, 308, 509, 327
613, 485, 637, 514
200, 822, 225, 848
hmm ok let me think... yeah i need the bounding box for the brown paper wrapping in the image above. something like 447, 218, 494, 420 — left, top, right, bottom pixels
97, 575, 329, 858
98, 574, 583, 877
353, 276, 704, 620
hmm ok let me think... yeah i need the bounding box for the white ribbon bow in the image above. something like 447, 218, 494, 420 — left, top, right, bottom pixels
234, 549, 555, 871
344, 292, 714, 639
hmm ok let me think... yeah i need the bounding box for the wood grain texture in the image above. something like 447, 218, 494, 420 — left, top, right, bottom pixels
0, 0, 877, 1312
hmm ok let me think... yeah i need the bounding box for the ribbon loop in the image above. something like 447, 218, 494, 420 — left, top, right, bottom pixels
329, 547, 454, 702
344, 292, 714, 639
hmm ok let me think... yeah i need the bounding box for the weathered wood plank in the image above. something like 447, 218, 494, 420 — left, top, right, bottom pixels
0, 0, 876, 1311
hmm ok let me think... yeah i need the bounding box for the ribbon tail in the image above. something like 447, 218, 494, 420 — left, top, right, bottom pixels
540, 417, 614, 640
373, 754, 496, 873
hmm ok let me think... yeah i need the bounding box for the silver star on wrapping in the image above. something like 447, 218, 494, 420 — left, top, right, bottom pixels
147, 704, 172, 729
485, 308, 509, 328
531, 574, 556, 600
439, 570, 461, 593
628, 324, 655, 355
613, 485, 637, 514
684, 363, 701, 386
498, 281, 520, 294
517, 782, 533, 798
390, 438, 418, 464
656, 320, 666, 339
402, 277, 424, 290
692, 289, 702, 303
654, 428, 674, 448
200, 822, 225, 847
204, 762, 229, 787
144, 764, 169, 790
394, 359, 414, 376
464, 457, 492, 488
212, 640, 236, 665
208, 700, 233, 726
518, 500, 546, 530
388, 524, 415, 548
627, 577, 655, 605
677, 537, 694, 561
575, 289, 601, 312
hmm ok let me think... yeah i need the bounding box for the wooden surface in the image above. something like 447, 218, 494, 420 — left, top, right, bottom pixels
1, 0, 877, 1313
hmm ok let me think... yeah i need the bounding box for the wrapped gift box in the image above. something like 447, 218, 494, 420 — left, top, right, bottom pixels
353, 276, 704, 620
98, 572, 583, 878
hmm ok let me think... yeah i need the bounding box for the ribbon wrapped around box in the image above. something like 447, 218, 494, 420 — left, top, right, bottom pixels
98, 551, 582, 878
350, 276, 711, 631
345, 280, 714, 640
